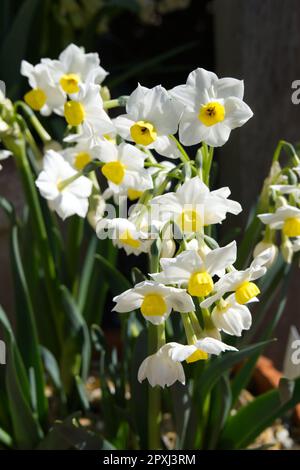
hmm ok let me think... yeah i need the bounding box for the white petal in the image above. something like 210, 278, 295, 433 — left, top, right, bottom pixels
224, 97, 253, 129
195, 337, 237, 355
205, 241, 237, 276
214, 77, 244, 100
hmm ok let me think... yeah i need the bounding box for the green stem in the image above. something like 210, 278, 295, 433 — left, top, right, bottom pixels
14, 101, 52, 143
202, 144, 214, 186
169, 135, 190, 163
103, 96, 128, 110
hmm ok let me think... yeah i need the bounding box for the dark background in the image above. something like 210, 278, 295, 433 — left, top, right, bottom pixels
1, 0, 300, 367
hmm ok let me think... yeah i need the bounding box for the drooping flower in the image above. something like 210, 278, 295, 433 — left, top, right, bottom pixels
114, 84, 182, 159
151, 241, 237, 298
21, 61, 65, 115
138, 343, 186, 387
151, 177, 241, 234
170, 68, 253, 147
168, 338, 237, 363
211, 294, 252, 336
112, 280, 195, 325
96, 217, 151, 256
97, 141, 153, 196
201, 248, 273, 308
35, 150, 92, 219
42, 43, 108, 94
258, 205, 300, 238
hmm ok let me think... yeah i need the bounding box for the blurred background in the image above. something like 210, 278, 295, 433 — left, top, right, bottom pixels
0, 0, 300, 366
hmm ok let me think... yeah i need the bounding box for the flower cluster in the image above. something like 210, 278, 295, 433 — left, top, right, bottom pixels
256, 154, 300, 265
18, 44, 273, 388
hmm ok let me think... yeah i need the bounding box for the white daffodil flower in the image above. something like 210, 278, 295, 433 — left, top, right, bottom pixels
42, 43, 108, 94
168, 338, 237, 363
138, 343, 186, 387
62, 141, 100, 171
201, 248, 273, 308
258, 205, 300, 238
96, 217, 151, 256
0, 150, 11, 170
63, 83, 114, 137
211, 294, 252, 336
35, 150, 92, 220
170, 68, 253, 147
112, 280, 195, 325
151, 177, 241, 234
21, 61, 65, 115
114, 84, 182, 159
97, 141, 153, 196
151, 242, 237, 299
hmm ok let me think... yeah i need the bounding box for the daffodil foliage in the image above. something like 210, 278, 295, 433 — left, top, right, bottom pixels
0, 44, 300, 450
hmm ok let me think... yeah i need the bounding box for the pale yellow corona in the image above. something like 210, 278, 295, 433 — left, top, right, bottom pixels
140, 294, 167, 317
101, 161, 125, 185
119, 230, 141, 249
235, 281, 260, 305
60, 73, 80, 94
283, 217, 300, 237
177, 209, 202, 233
64, 101, 86, 126
199, 101, 225, 127
186, 349, 208, 363
130, 121, 157, 145
24, 88, 47, 111
188, 271, 214, 297
74, 152, 91, 170
128, 189, 143, 201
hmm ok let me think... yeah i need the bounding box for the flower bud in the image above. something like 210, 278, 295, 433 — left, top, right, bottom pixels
253, 241, 278, 268
160, 238, 176, 258
281, 238, 293, 264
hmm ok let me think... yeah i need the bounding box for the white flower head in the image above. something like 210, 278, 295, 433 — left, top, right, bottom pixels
170, 68, 253, 147
63, 83, 114, 137
211, 294, 252, 336
97, 141, 153, 196
152, 241, 237, 299
151, 177, 241, 234
62, 140, 100, 171
258, 205, 300, 238
21, 61, 65, 115
138, 343, 186, 388
35, 150, 92, 220
114, 84, 182, 159
112, 280, 195, 325
201, 248, 273, 308
168, 338, 237, 363
42, 43, 108, 94
96, 217, 151, 256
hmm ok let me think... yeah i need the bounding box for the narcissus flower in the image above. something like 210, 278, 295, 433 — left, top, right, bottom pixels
63, 84, 114, 136
97, 141, 153, 195
42, 43, 108, 94
35, 150, 92, 219
168, 338, 237, 363
170, 68, 253, 147
152, 241, 237, 298
258, 205, 300, 238
138, 343, 186, 387
21, 62, 65, 115
211, 294, 252, 336
151, 177, 241, 234
112, 280, 195, 325
62, 141, 100, 170
96, 217, 151, 256
115, 84, 182, 159
201, 248, 273, 308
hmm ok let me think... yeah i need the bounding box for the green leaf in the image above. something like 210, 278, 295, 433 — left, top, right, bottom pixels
10, 226, 48, 424
0, 305, 43, 448
95, 252, 131, 295
40, 346, 66, 404
0, 196, 18, 225
0, 427, 13, 448
60, 286, 91, 397
219, 376, 300, 449
37, 413, 115, 450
